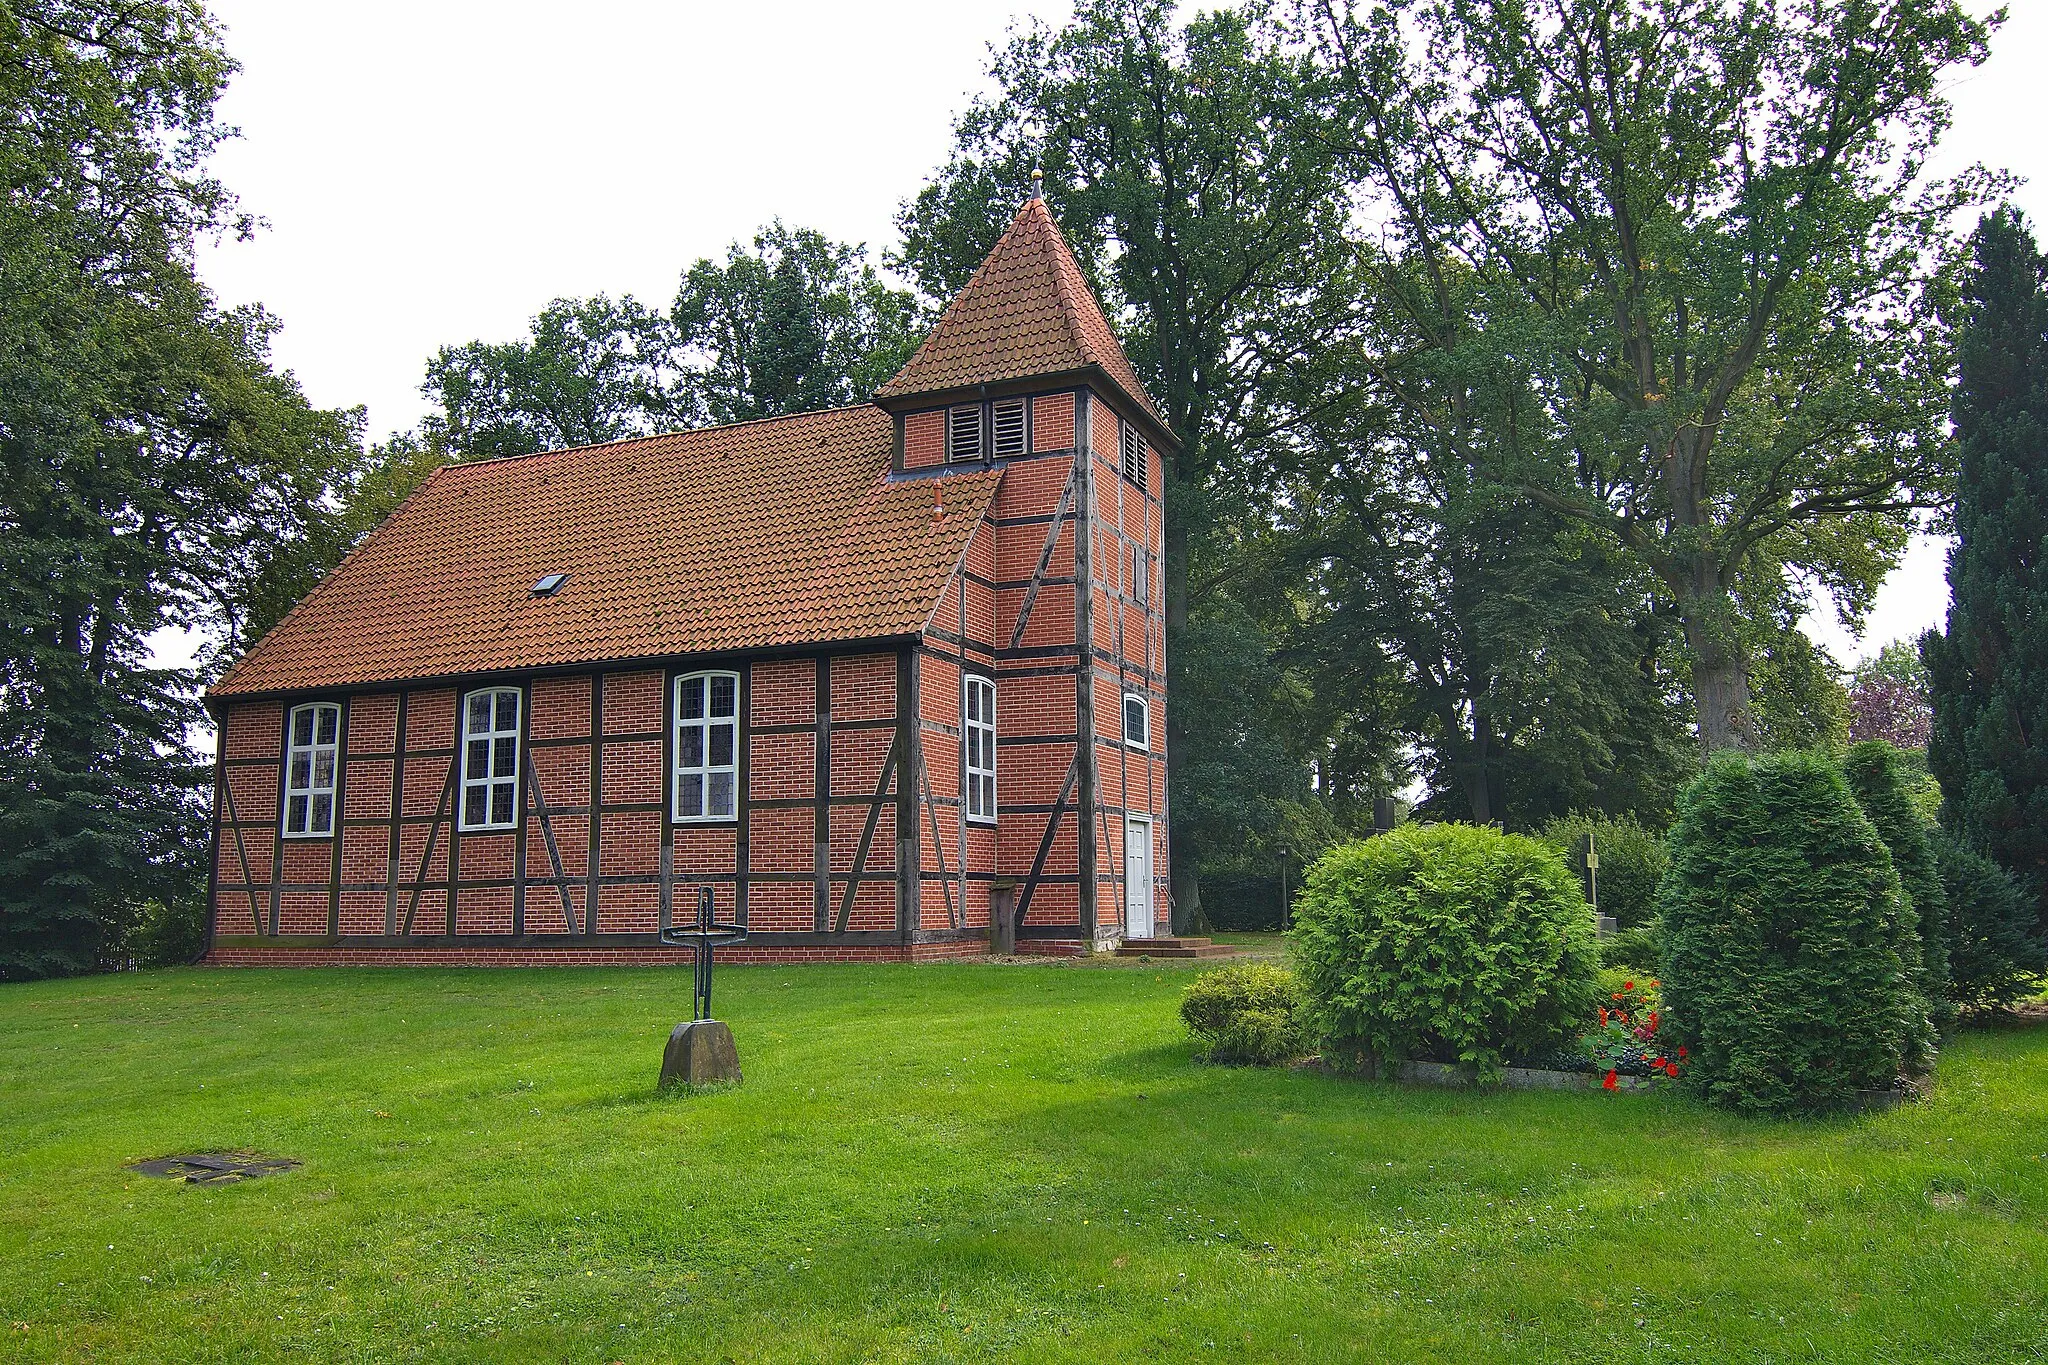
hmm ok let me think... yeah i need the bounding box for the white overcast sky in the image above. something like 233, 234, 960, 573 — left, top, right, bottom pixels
191, 0, 2046, 668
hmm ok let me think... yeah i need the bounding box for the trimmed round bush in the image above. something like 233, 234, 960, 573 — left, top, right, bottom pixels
1180, 962, 1308, 1064
1291, 823, 1600, 1079
1540, 812, 1669, 928
1841, 740, 1951, 1026
1933, 830, 2047, 1014
1661, 752, 1928, 1115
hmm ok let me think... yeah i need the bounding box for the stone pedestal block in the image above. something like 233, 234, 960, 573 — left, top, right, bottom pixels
660, 1019, 741, 1088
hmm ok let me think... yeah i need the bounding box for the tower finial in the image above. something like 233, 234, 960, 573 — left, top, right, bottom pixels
1030, 166, 1044, 202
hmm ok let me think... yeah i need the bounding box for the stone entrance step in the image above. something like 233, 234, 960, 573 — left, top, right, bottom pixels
1113, 937, 1239, 959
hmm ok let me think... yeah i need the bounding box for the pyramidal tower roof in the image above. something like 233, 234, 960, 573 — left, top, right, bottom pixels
877, 195, 1168, 434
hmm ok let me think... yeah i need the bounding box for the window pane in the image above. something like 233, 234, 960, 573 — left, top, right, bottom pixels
679, 723, 704, 767
464, 786, 486, 827
468, 693, 492, 735
679, 773, 703, 817
311, 793, 333, 833
288, 794, 308, 832
708, 772, 734, 817
981, 775, 995, 814
313, 751, 335, 788
316, 706, 338, 745
1126, 698, 1145, 744
709, 674, 736, 718
493, 734, 517, 778
709, 721, 734, 768
468, 738, 489, 778
496, 691, 519, 732
290, 752, 311, 789
678, 676, 704, 720
292, 709, 313, 747
491, 782, 514, 826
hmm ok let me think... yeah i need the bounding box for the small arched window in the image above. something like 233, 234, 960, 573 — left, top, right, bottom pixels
674, 671, 739, 821
1122, 692, 1150, 751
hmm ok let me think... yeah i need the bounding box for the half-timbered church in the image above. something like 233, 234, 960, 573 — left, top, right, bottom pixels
204, 191, 1171, 965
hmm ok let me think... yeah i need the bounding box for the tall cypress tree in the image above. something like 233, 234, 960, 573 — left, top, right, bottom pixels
1924, 208, 2048, 931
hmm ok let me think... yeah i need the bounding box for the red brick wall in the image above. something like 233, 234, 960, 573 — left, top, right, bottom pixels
905, 409, 944, 469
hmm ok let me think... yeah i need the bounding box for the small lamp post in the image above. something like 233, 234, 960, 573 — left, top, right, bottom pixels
657, 886, 749, 1087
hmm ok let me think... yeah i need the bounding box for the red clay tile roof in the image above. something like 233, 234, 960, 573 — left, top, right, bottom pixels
877, 197, 1166, 427
209, 405, 1001, 698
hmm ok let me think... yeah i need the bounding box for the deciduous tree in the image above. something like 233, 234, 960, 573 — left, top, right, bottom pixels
1311, 0, 2001, 751
0, 0, 363, 977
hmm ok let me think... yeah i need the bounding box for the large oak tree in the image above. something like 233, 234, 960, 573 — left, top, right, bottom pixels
1310, 0, 2002, 750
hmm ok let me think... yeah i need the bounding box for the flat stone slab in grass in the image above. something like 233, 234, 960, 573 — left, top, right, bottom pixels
660, 1019, 741, 1088
128, 1153, 299, 1183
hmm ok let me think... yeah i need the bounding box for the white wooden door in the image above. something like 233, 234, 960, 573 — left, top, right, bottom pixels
1124, 816, 1153, 939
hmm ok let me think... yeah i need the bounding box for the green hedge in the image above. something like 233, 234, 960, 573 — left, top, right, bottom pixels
1841, 740, 1952, 1027
1661, 752, 1930, 1115
1180, 962, 1308, 1064
1934, 830, 2047, 1014
1599, 923, 1661, 972
1291, 823, 1599, 1079
1539, 812, 1668, 929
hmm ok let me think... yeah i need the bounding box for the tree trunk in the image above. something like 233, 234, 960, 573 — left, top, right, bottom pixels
1162, 466, 1208, 936
1678, 582, 1757, 754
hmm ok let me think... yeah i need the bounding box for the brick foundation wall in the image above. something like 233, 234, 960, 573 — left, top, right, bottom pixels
204, 937, 1001, 968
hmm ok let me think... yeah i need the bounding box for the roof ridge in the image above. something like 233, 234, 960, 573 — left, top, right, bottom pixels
448, 401, 879, 471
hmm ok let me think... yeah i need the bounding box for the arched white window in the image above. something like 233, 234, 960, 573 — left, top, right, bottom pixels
283, 702, 341, 837
964, 675, 997, 823
674, 671, 739, 821
461, 688, 522, 830
1122, 692, 1150, 751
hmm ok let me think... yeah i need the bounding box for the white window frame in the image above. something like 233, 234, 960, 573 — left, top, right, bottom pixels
282, 702, 341, 838
964, 674, 997, 824
991, 397, 1027, 456
460, 687, 522, 832
1132, 543, 1149, 606
947, 404, 984, 462
1122, 691, 1150, 751
673, 670, 740, 823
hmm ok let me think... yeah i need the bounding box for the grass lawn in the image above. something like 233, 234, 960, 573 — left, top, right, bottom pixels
3, 962, 2045, 1363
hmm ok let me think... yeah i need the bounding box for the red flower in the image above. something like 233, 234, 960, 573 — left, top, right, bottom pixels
1651, 1057, 1664, 1067
1603, 1070, 1618, 1090
1599, 1008, 1609, 1026
1678, 1047, 1688, 1060
1623, 981, 1635, 991
1650, 979, 1660, 988
1665, 1062, 1680, 1077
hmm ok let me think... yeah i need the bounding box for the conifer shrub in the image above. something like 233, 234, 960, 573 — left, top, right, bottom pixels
1933, 830, 2047, 1014
1291, 823, 1600, 1079
1539, 812, 1669, 928
1599, 923, 1662, 972
1841, 740, 1953, 1027
1179, 962, 1308, 1064
1661, 752, 1928, 1115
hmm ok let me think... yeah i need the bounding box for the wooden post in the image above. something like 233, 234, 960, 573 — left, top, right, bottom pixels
991, 879, 1017, 956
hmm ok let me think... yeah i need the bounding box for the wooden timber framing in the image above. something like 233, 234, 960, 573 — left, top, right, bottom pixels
1073, 388, 1099, 942
205, 382, 1168, 962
